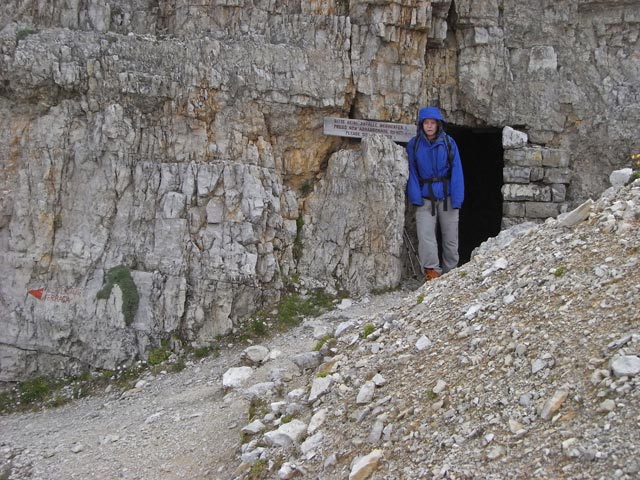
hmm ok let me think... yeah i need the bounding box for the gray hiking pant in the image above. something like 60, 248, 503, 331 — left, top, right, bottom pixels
416, 198, 459, 274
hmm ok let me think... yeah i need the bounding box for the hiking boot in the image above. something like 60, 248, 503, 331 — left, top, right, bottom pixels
424, 268, 441, 281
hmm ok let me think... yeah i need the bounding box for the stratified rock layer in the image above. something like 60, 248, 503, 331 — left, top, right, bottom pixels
1, 0, 638, 380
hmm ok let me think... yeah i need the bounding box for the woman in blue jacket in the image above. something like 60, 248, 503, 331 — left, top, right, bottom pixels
407, 106, 464, 281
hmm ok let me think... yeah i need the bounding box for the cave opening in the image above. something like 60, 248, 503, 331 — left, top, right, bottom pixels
448, 124, 504, 264
403, 125, 504, 278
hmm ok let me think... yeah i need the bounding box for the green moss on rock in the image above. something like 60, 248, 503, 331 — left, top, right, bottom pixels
97, 265, 139, 326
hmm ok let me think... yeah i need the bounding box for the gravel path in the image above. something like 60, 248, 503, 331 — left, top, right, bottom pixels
0, 290, 412, 480
2, 345, 244, 479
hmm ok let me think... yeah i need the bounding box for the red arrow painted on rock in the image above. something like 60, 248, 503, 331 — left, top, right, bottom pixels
27, 288, 45, 300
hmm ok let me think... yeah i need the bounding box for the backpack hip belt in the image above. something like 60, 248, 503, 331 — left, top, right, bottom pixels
420, 176, 450, 215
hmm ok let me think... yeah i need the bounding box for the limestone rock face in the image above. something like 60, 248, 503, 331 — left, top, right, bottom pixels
0, 0, 638, 380
298, 134, 408, 295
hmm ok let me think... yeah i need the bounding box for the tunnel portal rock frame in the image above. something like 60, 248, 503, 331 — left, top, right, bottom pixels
323, 118, 570, 267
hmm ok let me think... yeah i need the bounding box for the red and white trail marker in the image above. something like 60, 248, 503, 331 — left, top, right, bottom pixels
27, 288, 45, 300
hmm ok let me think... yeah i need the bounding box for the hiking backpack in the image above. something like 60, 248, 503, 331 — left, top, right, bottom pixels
412, 133, 455, 215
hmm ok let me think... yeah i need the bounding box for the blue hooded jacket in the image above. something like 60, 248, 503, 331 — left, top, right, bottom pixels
406, 106, 464, 209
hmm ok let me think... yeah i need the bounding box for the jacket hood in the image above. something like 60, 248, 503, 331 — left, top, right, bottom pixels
417, 106, 445, 123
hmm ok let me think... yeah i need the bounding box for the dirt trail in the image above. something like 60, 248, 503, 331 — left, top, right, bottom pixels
1, 290, 412, 480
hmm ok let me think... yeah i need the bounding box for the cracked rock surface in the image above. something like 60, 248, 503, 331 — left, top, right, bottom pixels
2, 0, 640, 381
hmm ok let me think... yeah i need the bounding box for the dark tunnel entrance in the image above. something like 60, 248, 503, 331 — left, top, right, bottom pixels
403, 125, 503, 278
448, 125, 504, 264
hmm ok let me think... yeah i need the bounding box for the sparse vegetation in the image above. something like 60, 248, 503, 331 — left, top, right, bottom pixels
313, 334, 333, 351
416, 293, 425, 304
0, 336, 221, 415
147, 339, 173, 366
0, 337, 228, 414
285, 273, 301, 286
2, 278, 341, 416
248, 398, 268, 421
193, 344, 218, 359
293, 216, 305, 261
250, 318, 267, 336
299, 179, 314, 196
371, 285, 400, 295
631, 153, 640, 183
1, 371, 109, 414
18, 376, 52, 404
16, 28, 37, 42
232, 286, 338, 350
553, 265, 567, 277
111, 364, 146, 389
276, 289, 334, 329
248, 459, 268, 479
0, 390, 13, 412
170, 359, 186, 373
148, 346, 171, 366
280, 414, 294, 424
361, 323, 375, 339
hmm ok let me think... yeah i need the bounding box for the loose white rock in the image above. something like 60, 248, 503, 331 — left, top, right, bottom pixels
609, 168, 633, 187
263, 419, 307, 447
540, 386, 570, 420
335, 321, 354, 337
338, 299, 354, 310
289, 352, 323, 372
308, 376, 333, 403
486, 445, 505, 460
415, 335, 432, 351
433, 379, 447, 395
349, 449, 383, 480
70, 443, 85, 453
610, 355, 640, 377
307, 408, 328, 435
242, 420, 266, 435
242, 382, 276, 400
599, 399, 616, 412
242, 345, 270, 364
531, 358, 547, 374
356, 381, 376, 405
371, 374, 386, 387
557, 199, 593, 227
222, 366, 254, 388
465, 304, 483, 319
300, 432, 324, 455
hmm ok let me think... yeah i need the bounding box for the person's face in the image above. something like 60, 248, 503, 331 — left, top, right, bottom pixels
422, 118, 438, 139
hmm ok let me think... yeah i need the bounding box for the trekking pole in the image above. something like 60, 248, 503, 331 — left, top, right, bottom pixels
403, 237, 419, 278
403, 228, 421, 278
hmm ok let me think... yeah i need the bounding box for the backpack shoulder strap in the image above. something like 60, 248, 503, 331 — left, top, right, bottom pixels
444, 133, 453, 170
414, 133, 454, 172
